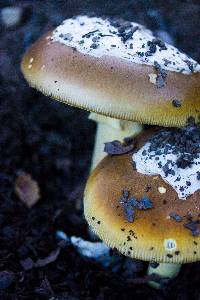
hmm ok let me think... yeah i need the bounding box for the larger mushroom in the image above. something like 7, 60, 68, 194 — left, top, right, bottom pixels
21, 15, 200, 169
84, 127, 200, 288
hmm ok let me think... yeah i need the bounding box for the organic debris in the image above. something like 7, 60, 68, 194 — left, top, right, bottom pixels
20, 248, 60, 270
15, 172, 40, 208
104, 140, 135, 155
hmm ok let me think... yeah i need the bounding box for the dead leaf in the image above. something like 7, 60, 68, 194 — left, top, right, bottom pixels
104, 140, 135, 155
15, 172, 40, 208
20, 248, 60, 271
34, 248, 60, 268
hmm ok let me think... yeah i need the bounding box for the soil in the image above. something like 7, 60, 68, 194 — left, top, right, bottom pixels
1, 1, 200, 299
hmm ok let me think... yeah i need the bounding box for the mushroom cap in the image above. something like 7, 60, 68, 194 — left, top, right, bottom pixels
84, 129, 200, 263
21, 16, 200, 127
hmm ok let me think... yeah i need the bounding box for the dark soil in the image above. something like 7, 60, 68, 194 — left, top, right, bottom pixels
1, 1, 200, 299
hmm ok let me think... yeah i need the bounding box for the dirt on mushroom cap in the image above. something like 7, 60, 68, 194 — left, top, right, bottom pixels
84, 129, 200, 263
21, 16, 200, 128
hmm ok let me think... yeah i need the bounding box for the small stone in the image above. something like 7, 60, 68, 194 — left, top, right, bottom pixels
1, 6, 23, 27
0, 271, 14, 290
20, 257, 34, 271
15, 171, 40, 208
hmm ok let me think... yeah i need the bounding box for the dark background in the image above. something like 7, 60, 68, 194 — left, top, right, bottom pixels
1, 1, 200, 299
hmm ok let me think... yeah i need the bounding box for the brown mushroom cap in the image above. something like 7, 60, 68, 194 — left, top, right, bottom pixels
84, 129, 200, 263
21, 16, 200, 127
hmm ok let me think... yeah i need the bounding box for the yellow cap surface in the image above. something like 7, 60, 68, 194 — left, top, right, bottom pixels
84, 130, 200, 263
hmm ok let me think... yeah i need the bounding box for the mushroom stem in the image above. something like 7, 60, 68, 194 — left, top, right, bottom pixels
89, 113, 143, 170
147, 262, 181, 289
88, 113, 143, 241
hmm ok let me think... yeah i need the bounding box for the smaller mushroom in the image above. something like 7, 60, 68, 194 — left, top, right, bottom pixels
84, 128, 200, 288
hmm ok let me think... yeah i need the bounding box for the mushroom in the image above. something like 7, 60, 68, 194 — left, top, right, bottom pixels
21, 15, 200, 170
84, 127, 200, 288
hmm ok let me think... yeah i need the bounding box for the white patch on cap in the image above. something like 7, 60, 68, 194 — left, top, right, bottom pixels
28, 58, 34, 69
148, 73, 157, 85
51, 16, 200, 74
158, 186, 166, 194
164, 239, 177, 251
133, 142, 200, 200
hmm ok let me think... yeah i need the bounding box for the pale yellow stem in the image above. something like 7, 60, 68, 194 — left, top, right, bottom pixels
89, 113, 143, 170
147, 262, 181, 289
